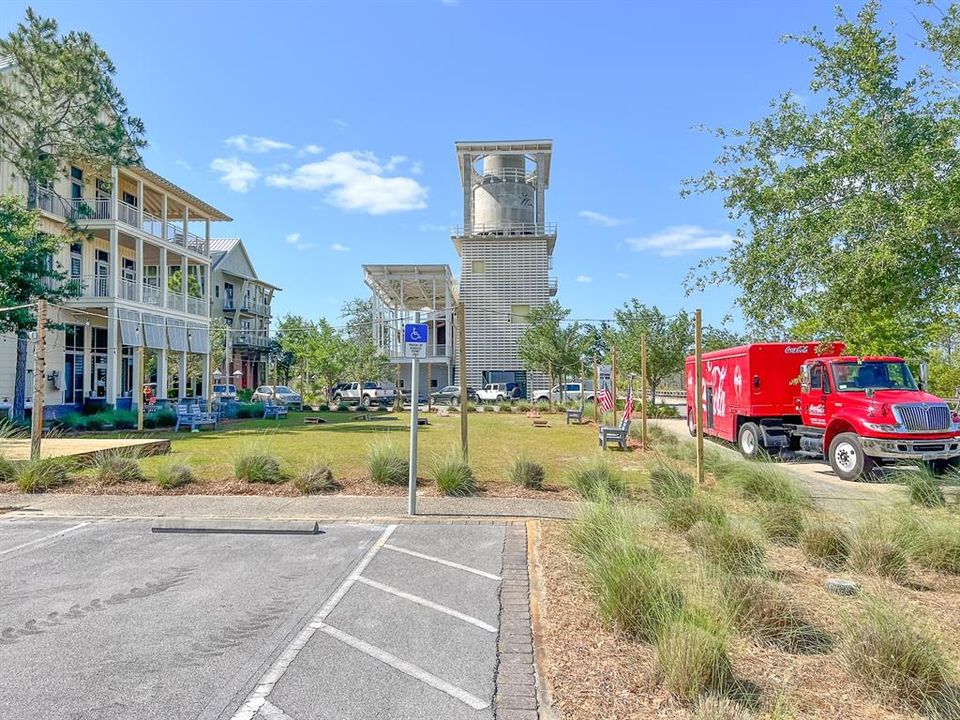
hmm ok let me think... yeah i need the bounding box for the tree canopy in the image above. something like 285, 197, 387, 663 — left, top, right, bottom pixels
518, 301, 593, 390
685, 1, 960, 357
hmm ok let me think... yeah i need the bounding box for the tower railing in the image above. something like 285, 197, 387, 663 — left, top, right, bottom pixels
451, 222, 557, 238
474, 168, 537, 184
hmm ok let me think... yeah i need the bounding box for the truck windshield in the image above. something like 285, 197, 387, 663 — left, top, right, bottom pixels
830, 361, 918, 392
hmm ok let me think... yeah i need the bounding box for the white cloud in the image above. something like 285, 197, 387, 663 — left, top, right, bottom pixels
624, 225, 735, 257
330, 243, 350, 252
300, 144, 324, 156
175, 159, 192, 171
576, 275, 593, 283
616, 272, 630, 279
266, 150, 428, 215
410, 161, 423, 175
285, 233, 301, 245
210, 157, 260, 193
579, 210, 627, 227
285, 232, 315, 251
333, 118, 349, 129
225, 135, 294, 153
419, 222, 448, 232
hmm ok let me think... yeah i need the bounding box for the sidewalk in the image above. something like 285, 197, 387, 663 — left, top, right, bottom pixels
0, 493, 581, 522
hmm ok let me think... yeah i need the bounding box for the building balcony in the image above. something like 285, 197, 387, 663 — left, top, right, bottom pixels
240, 299, 271, 316
548, 277, 558, 296
233, 334, 271, 349
451, 222, 557, 256
45, 275, 207, 317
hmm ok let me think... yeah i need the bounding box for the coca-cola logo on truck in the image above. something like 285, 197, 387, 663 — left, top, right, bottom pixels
784, 345, 809, 354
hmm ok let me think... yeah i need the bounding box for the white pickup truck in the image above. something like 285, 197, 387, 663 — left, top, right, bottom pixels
333, 382, 392, 407
476, 383, 515, 403
532, 382, 595, 404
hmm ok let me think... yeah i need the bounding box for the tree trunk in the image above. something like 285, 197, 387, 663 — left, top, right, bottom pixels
13, 332, 28, 422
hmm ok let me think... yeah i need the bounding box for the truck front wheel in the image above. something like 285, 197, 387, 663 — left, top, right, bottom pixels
738, 423, 763, 458
828, 432, 877, 481
687, 408, 696, 436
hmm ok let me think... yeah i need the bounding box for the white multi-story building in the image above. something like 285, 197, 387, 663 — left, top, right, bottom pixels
366, 140, 556, 399
0, 157, 231, 414
451, 140, 556, 398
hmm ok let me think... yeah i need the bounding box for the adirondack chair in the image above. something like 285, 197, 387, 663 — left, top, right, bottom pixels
174, 402, 218, 432
262, 401, 288, 420
599, 417, 631, 450
566, 409, 583, 425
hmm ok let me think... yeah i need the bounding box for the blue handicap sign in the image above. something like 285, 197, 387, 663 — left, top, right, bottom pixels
404, 323, 428, 344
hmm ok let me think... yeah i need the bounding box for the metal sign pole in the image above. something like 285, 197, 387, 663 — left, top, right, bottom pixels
408, 311, 421, 516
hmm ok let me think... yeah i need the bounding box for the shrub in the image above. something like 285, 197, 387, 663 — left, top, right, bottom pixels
660, 494, 728, 532
295, 464, 337, 494
317, 403, 330, 412
155, 461, 194, 489
800, 523, 850, 569
234, 449, 283, 483
895, 466, 947, 508
726, 462, 808, 506
237, 388, 253, 402
94, 452, 144, 485
686, 521, 766, 575
844, 600, 956, 712
850, 523, 908, 580
337, 402, 350, 412
509, 458, 545, 490
368, 441, 409, 485
656, 616, 733, 702
515, 401, 532, 412
143, 408, 177, 429
649, 462, 695, 500
589, 542, 684, 642
723, 576, 831, 653
567, 459, 626, 500
693, 695, 751, 720
110, 409, 137, 430
431, 452, 477, 496
0, 454, 16, 483
14, 457, 69, 492
235, 403, 259, 419
758, 501, 806, 545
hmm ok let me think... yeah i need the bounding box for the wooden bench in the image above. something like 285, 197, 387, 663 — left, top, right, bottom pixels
532, 418, 549, 428
599, 417, 631, 450
566, 409, 583, 425
263, 403, 288, 420
174, 403, 219, 432
303, 416, 326, 425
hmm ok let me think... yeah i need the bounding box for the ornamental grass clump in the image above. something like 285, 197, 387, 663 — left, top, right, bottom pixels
431, 451, 477, 496
0, 454, 16, 483
294, 464, 337, 494
693, 695, 751, 720
686, 521, 766, 575
799, 522, 850, 569
368, 440, 409, 486
849, 520, 909, 581
723, 575, 831, 653
892, 465, 947, 508
844, 600, 957, 713
567, 459, 626, 500
14, 457, 70, 492
509, 457, 545, 490
649, 461, 695, 500
234, 448, 283, 484
94, 451, 143, 486
758, 501, 806, 545
154, 460, 194, 489
656, 615, 734, 702
726, 461, 809, 507
660, 494, 728, 532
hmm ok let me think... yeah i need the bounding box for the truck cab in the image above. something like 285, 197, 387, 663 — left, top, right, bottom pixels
798, 356, 960, 479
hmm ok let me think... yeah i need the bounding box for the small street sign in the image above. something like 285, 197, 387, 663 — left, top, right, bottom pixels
404, 323, 428, 358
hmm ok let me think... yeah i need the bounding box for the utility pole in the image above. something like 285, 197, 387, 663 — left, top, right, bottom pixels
31, 299, 47, 460
611, 346, 618, 426
458, 301, 468, 459
641, 333, 648, 450
694, 309, 705, 484
592, 355, 599, 425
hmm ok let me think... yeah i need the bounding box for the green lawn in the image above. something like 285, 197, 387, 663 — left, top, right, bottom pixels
122, 409, 643, 490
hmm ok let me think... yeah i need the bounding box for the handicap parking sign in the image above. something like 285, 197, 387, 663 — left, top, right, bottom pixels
404, 323, 428, 357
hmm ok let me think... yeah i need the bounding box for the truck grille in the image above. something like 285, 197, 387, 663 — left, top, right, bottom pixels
893, 403, 952, 432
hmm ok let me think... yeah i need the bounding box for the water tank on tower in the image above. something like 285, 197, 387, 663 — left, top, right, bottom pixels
473, 154, 534, 231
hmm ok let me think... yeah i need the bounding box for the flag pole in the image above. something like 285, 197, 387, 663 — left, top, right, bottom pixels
611, 346, 618, 426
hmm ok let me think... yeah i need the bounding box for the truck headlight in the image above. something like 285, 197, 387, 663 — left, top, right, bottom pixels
863, 422, 904, 433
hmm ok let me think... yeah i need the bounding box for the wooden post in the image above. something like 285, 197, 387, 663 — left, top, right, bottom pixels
137, 345, 145, 432
611, 346, 618, 426
30, 299, 47, 460
458, 301, 468, 459
592, 355, 599, 425
695, 309, 705, 484
548, 362, 554, 413
641, 333, 648, 450
579, 359, 585, 413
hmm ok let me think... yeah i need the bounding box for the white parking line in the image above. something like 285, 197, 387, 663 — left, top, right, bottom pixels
356, 576, 497, 632
257, 700, 296, 720
383, 544, 501, 580
0, 521, 91, 557
316, 623, 490, 710
229, 524, 397, 720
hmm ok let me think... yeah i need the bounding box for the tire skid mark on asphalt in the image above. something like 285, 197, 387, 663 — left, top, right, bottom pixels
0, 566, 195, 645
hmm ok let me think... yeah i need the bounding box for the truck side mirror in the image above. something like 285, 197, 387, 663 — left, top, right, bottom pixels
799, 366, 810, 394
919, 362, 929, 391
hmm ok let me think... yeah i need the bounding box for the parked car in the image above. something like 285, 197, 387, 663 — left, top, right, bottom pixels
532, 382, 595, 404
212, 384, 238, 401
476, 383, 515, 403
431, 385, 478, 405
251, 385, 303, 409
333, 382, 392, 407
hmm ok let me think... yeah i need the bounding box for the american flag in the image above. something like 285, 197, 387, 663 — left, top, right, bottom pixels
597, 383, 614, 413
623, 385, 635, 421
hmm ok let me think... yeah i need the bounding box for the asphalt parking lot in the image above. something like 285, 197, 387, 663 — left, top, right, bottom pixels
0, 517, 519, 720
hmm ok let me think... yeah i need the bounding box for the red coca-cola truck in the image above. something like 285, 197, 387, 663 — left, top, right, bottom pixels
685, 342, 960, 481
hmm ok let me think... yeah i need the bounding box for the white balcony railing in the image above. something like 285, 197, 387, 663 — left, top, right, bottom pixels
166, 293, 184, 312
451, 222, 557, 237
118, 277, 139, 301
142, 283, 162, 307
117, 200, 139, 227
78, 274, 110, 299
187, 296, 206, 317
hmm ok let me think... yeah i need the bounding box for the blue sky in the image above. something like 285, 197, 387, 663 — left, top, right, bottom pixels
1, 1, 926, 329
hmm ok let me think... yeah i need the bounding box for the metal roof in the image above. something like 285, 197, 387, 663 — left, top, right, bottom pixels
137, 166, 232, 222
455, 139, 553, 188
363, 264, 457, 311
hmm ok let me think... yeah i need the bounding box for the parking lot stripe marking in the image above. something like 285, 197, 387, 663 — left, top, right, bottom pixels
229, 525, 397, 720
257, 700, 296, 720
0, 521, 91, 557
317, 623, 490, 710
383, 544, 501, 580
356, 576, 497, 632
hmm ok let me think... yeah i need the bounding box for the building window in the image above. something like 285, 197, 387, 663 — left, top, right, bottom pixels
70, 166, 84, 200
472, 260, 485, 274
70, 242, 82, 279
122, 190, 137, 207
431, 379, 438, 388
510, 305, 531, 323
91, 327, 108, 398
215, 285, 220, 298
63, 324, 85, 405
